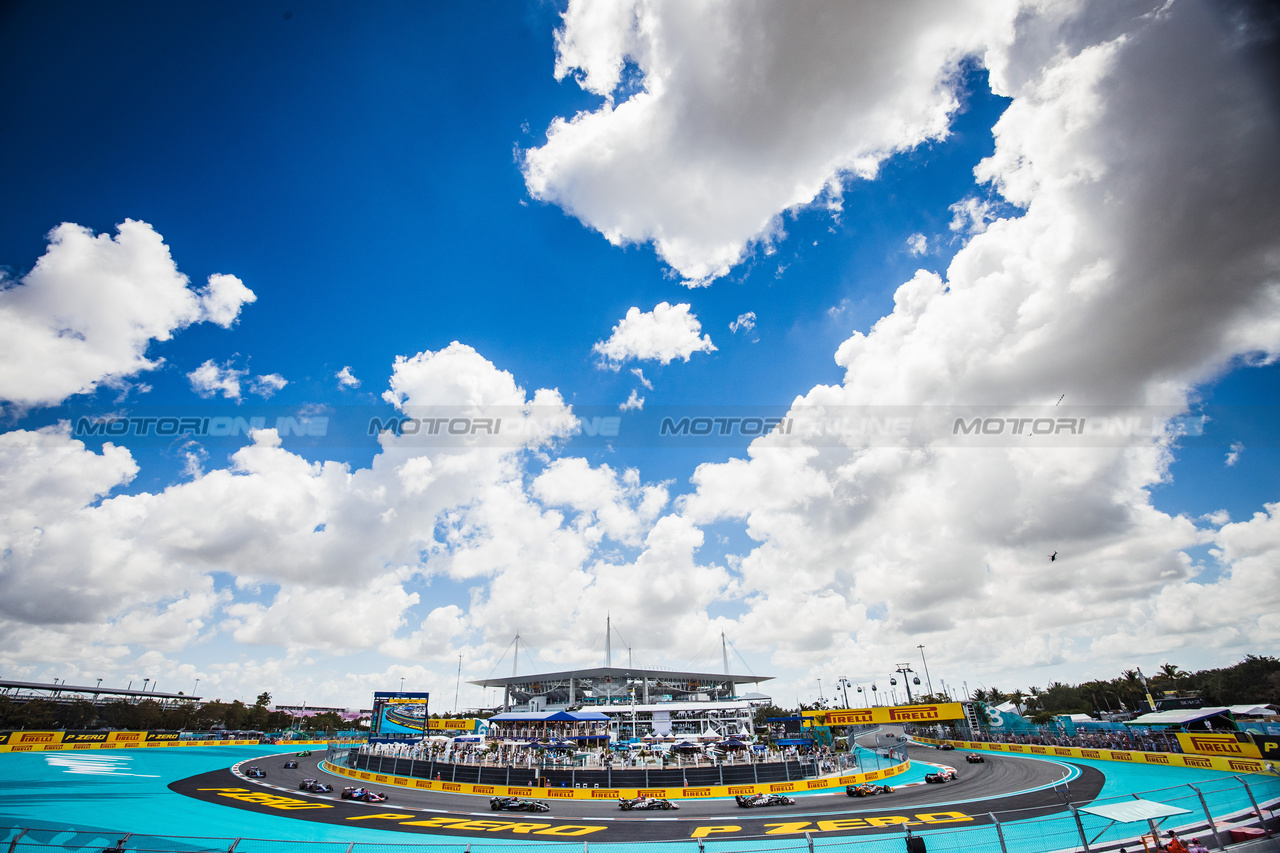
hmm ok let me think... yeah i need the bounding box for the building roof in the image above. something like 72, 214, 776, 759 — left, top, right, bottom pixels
488, 711, 609, 722
591, 700, 757, 714
1227, 704, 1276, 717
1126, 707, 1232, 726
469, 665, 771, 689
0, 679, 196, 701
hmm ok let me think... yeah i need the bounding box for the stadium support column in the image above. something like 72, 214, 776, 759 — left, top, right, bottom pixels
504, 684, 510, 712
643, 676, 649, 704
569, 677, 575, 706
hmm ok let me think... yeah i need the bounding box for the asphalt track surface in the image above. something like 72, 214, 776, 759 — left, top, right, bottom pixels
169, 732, 1106, 842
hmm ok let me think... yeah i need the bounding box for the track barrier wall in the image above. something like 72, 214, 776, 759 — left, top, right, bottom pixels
911, 735, 1280, 776
321, 750, 911, 801
0, 731, 363, 753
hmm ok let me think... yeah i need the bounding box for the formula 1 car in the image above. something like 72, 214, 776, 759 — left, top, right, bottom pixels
341, 787, 388, 802
939, 743, 955, 750
283, 760, 299, 769
965, 753, 986, 763
924, 770, 959, 783
296, 751, 313, 757
299, 779, 333, 793
619, 797, 679, 811
244, 766, 266, 778
846, 783, 894, 797
490, 796, 550, 812
736, 793, 796, 808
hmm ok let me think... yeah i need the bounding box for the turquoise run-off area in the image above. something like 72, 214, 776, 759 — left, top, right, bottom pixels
0, 744, 1274, 849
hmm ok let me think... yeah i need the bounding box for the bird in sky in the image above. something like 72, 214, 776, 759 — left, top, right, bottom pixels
1049, 551, 1058, 562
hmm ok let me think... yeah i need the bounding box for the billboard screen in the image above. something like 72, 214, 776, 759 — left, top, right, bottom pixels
371, 691, 430, 735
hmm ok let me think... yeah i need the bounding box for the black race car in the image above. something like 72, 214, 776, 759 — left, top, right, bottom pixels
244, 766, 266, 778
490, 796, 550, 812
341, 786, 388, 802
924, 769, 958, 783
965, 753, 986, 763
299, 779, 332, 793
846, 783, 894, 797
619, 797, 679, 811
939, 743, 955, 750
283, 760, 299, 769
736, 793, 796, 808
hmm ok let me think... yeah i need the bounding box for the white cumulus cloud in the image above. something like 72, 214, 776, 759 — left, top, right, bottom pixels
524, 0, 1019, 283
0, 220, 255, 409
593, 302, 716, 367
187, 360, 248, 400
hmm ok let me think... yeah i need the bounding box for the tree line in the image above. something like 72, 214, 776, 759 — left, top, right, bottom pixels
748, 655, 1279, 729
0, 690, 358, 733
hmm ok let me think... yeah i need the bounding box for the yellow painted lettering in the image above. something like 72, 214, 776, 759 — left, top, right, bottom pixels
532, 826, 608, 836
692, 826, 743, 838
763, 822, 813, 835
446, 821, 509, 831
487, 823, 551, 834
866, 816, 910, 827
397, 817, 467, 828
917, 812, 973, 824
345, 813, 415, 822
818, 819, 869, 831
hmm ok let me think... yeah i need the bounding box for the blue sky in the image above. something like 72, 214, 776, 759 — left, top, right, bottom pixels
1, 0, 1277, 711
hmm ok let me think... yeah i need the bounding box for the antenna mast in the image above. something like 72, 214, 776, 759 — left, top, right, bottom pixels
513, 631, 520, 677
606, 614, 612, 668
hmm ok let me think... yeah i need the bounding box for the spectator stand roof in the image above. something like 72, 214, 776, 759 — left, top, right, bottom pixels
0, 679, 196, 703
1125, 707, 1235, 728
488, 711, 609, 722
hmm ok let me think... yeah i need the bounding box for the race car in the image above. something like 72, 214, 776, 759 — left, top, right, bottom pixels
283, 760, 299, 769
924, 770, 959, 783
490, 796, 550, 812
618, 797, 679, 811
296, 751, 313, 757
299, 779, 332, 793
846, 783, 894, 797
244, 766, 266, 778
939, 743, 955, 751
736, 793, 796, 808
965, 753, 986, 763
341, 787, 388, 802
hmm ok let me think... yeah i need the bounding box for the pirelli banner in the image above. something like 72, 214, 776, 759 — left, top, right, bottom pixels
913, 736, 1277, 776
804, 703, 966, 727
427, 718, 479, 731
320, 755, 911, 801
1177, 732, 1262, 759
0, 731, 259, 753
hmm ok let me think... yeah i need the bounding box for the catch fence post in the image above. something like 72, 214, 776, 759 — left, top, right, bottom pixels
806, 830, 814, 853
7, 828, 29, 853
1237, 776, 1273, 838
1189, 784, 1226, 851
990, 813, 1009, 853
1070, 804, 1092, 853
226, 839, 240, 853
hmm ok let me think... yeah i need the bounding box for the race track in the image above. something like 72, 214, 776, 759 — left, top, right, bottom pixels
167, 731, 1104, 842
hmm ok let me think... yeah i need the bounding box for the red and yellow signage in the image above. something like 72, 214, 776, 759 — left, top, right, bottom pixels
911, 735, 1276, 775
803, 703, 965, 726
1177, 732, 1262, 759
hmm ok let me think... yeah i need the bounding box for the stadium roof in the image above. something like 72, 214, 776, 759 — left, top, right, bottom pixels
0, 679, 196, 701
1126, 707, 1232, 726
470, 665, 771, 689
488, 711, 609, 722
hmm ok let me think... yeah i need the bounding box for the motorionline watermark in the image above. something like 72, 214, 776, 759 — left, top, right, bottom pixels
47, 405, 1241, 449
